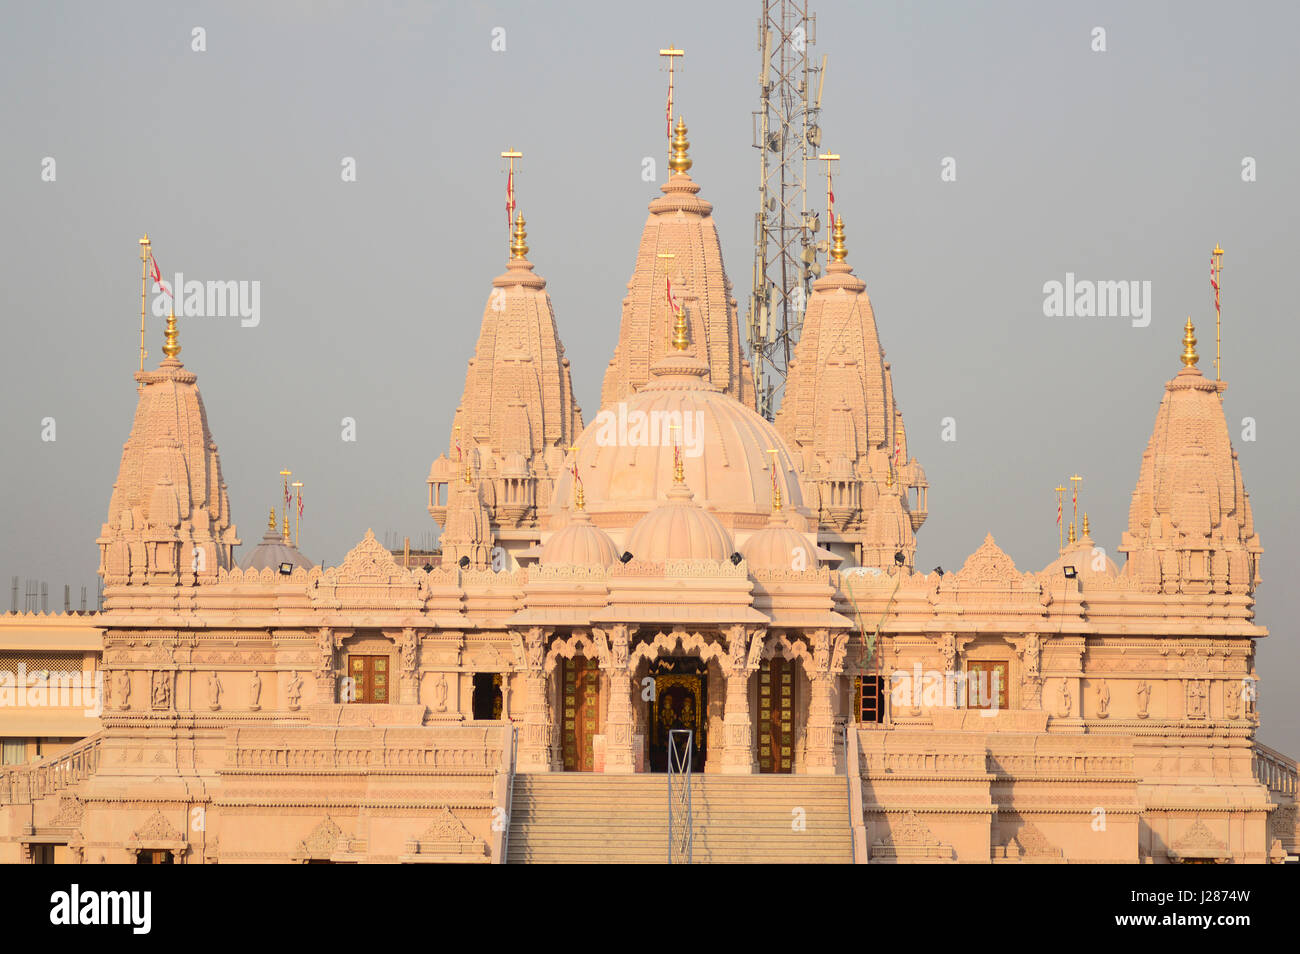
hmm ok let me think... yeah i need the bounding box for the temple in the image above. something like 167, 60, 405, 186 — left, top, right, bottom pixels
0, 110, 1294, 864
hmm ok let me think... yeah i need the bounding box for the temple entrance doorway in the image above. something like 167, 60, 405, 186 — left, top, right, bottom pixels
471, 672, 503, 719
561, 655, 601, 771
647, 658, 707, 772
758, 657, 796, 773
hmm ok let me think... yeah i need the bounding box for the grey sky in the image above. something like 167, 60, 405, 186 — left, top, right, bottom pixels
2, 0, 1296, 752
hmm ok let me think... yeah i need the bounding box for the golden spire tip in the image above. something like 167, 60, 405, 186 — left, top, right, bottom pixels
830, 215, 847, 263
269, 506, 276, 531
161, 307, 181, 360
510, 212, 529, 260
668, 117, 692, 175
1181, 317, 1199, 368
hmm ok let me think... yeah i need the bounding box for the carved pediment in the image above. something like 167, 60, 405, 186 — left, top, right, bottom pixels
312, 529, 424, 610
1171, 817, 1229, 856
296, 815, 345, 857
402, 808, 488, 862
128, 809, 186, 847
943, 534, 1040, 595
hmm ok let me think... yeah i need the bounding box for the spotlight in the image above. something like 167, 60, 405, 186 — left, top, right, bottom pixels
1062, 565, 1078, 579
459, 556, 471, 568
620, 551, 634, 564
894, 551, 906, 567
278, 562, 293, 576
730, 552, 743, 566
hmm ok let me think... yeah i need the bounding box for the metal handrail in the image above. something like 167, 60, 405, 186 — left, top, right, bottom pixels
499, 723, 518, 862
667, 728, 693, 864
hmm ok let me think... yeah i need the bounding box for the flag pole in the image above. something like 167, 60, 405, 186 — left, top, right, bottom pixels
138, 234, 151, 390
657, 252, 675, 352
660, 46, 684, 172
1069, 474, 1082, 539
501, 148, 522, 239
1212, 244, 1224, 381
292, 481, 303, 547
818, 153, 840, 231
1055, 484, 1066, 551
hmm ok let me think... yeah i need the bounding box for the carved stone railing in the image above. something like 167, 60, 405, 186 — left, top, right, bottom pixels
1254, 742, 1298, 797
0, 732, 103, 806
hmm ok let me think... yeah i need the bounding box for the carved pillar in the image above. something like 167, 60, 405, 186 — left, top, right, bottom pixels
600, 625, 636, 774
806, 630, 847, 775
398, 628, 419, 705
515, 627, 556, 772
1020, 633, 1043, 710
314, 627, 335, 704
721, 625, 758, 774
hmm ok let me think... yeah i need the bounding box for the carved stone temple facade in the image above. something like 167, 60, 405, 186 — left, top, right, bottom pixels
0, 119, 1295, 865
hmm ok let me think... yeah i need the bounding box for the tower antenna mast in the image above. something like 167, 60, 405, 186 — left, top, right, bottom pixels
748, 0, 824, 420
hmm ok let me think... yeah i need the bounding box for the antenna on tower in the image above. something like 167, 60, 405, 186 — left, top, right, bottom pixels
749, 0, 824, 420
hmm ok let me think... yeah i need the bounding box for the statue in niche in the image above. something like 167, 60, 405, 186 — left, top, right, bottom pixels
249, 671, 262, 711
1096, 679, 1110, 719
433, 672, 449, 713
116, 670, 131, 711
207, 671, 222, 711
287, 671, 303, 711
150, 671, 171, 710
1057, 680, 1072, 718
1136, 679, 1151, 719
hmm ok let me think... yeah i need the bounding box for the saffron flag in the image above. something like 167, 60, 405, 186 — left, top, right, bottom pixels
506, 170, 515, 226
1210, 256, 1219, 291
666, 277, 678, 315
297, 489, 304, 519
149, 252, 172, 300
1057, 499, 1063, 526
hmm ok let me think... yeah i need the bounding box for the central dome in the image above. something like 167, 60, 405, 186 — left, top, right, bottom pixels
552, 358, 806, 527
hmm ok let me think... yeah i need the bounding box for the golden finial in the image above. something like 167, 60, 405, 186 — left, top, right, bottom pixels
567, 443, 585, 511
510, 212, 529, 260
1067, 521, 1077, 545
1083, 512, 1091, 537
161, 307, 181, 359
668, 117, 692, 175
463, 454, 473, 485
830, 215, 847, 263
282, 509, 290, 543
766, 448, 782, 511
670, 305, 690, 351
1181, 317, 1199, 368
268, 506, 277, 532
668, 424, 684, 483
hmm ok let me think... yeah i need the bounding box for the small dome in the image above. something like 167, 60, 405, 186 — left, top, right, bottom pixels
625, 481, 734, 562
1041, 533, 1118, 582
540, 509, 620, 567
740, 509, 815, 571
241, 525, 316, 572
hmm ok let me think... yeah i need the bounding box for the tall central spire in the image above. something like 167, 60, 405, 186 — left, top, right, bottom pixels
600, 110, 756, 409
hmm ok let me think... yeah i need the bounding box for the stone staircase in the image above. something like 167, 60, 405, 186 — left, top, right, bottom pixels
506, 773, 853, 863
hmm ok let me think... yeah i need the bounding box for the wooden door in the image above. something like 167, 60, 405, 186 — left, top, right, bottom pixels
965, 661, 1008, 711
348, 654, 389, 704
758, 658, 795, 773
562, 656, 600, 771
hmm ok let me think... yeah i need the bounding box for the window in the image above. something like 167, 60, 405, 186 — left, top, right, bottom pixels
2, 739, 27, 765
136, 850, 174, 864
